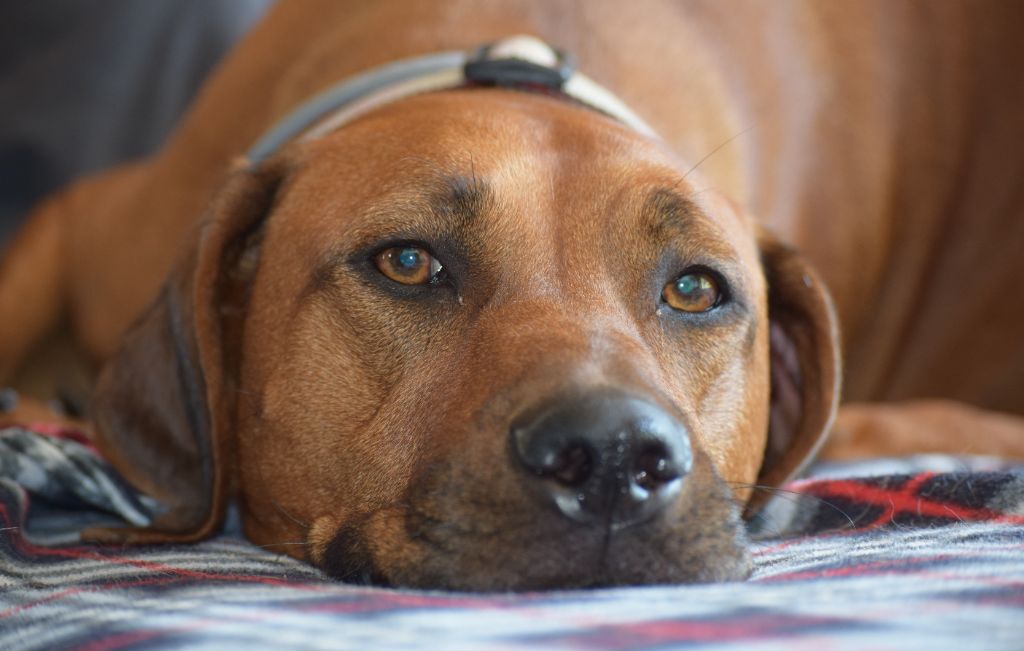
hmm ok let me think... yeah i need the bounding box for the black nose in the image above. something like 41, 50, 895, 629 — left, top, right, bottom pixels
511, 389, 692, 527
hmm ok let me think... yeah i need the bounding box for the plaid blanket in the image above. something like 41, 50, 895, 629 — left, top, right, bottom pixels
1, 425, 1022, 650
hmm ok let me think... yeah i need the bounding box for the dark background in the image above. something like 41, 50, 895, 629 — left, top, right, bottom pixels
0, 0, 273, 245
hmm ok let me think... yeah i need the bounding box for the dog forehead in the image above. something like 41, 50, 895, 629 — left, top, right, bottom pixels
253, 88, 763, 312
276, 89, 750, 238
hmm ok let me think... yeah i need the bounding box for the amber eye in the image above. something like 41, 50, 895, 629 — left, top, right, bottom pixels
374, 246, 443, 285
662, 271, 722, 312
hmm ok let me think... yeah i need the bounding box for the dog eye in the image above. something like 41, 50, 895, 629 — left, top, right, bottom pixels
374, 246, 444, 285
663, 270, 722, 313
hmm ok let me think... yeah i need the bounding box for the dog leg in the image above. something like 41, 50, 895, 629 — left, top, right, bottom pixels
825, 400, 1024, 460
0, 161, 145, 390
0, 190, 68, 384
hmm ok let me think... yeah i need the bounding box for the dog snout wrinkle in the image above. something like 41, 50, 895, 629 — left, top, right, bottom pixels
512, 389, 692, 528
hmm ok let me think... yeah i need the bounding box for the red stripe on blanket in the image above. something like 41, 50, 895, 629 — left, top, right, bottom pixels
801, 473, 1024, 528
763, 552, 1024, 583
559, 613, 858, 647
0, 576, 192, 619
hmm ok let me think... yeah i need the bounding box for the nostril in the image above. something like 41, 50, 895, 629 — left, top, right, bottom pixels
549, 444, 592, 486
512, 389, 693, 526
633, 444, 680, 491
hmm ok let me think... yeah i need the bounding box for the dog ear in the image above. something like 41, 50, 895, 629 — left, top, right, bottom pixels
82, 161, 284, 544
746, 228, 841, 514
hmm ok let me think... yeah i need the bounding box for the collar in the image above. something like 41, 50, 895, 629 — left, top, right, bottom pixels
246, 35, 657, 165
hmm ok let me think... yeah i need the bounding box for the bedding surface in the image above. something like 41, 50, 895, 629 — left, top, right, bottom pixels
1, 424, 1022, 650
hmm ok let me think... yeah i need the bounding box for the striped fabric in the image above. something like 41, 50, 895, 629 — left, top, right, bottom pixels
1, 425, 1023, 650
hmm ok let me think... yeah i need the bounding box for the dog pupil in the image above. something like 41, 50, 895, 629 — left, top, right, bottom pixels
398, 248, 420, 269
678, 275, 699, 295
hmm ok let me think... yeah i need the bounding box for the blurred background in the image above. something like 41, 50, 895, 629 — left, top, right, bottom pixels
0, 0, 274, 244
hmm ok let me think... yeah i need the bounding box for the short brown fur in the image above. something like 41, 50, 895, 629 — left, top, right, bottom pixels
1, 0, 1022, 590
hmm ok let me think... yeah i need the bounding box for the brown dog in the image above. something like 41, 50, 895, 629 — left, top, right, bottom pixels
1, 1, 1023, 590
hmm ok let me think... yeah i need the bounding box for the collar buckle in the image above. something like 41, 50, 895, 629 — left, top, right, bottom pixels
464, 37, 575, 91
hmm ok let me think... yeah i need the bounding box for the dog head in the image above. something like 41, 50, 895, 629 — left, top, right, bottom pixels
85, 89, 839, 590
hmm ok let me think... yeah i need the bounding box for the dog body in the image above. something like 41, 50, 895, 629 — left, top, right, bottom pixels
1, 0, 1023, 589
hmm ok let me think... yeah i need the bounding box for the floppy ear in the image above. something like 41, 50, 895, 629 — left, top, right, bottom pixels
82, 161, 284, 544
746, 228, 841, 514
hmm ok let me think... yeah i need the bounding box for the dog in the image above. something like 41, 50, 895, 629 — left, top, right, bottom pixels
1, 0, 1022, 591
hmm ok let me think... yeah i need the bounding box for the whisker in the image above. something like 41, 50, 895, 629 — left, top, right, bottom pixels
729, 481, 857, 531
682, 126, 755, 181
252, 540, 311, 549
269, 497, 311, 529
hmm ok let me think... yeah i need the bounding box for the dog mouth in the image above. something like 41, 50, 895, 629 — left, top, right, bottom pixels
313, 458, 751, 591
306, 387, 752, 591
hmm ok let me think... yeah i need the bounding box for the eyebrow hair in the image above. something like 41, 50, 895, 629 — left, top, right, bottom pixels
644, 186, 736, 247
643, 186, 745, 273
644, 187, 700, 236
428, 173, 492, 232
304, 172, 492, 298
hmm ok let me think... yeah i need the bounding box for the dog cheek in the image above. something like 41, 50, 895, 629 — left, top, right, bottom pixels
696, 348, 771, 496
648, 314, 771, 498
235, 316, 407, 542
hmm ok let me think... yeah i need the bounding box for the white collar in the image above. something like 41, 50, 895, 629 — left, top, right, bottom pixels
246, 35, 658, 165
